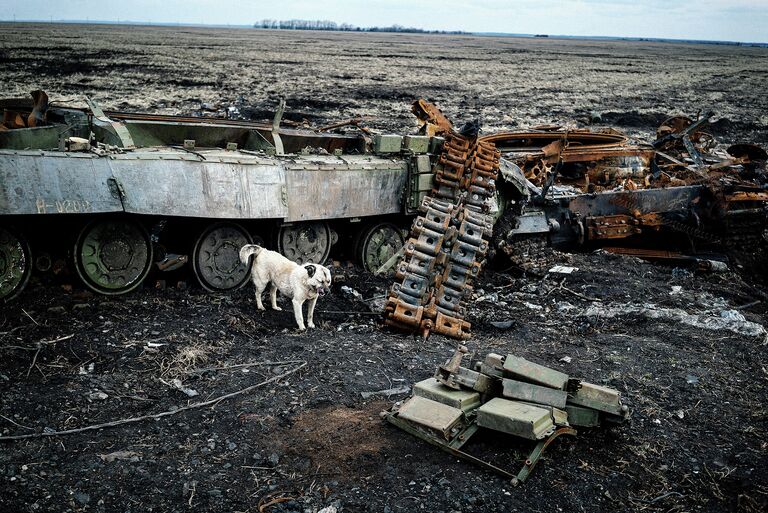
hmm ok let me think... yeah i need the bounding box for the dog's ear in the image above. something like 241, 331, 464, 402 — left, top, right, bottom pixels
304, 264, 316, 278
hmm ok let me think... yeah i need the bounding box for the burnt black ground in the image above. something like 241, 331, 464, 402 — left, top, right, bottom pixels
1, 250, 767, 513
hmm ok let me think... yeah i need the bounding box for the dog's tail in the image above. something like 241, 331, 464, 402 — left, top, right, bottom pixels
239, 244, 263, 268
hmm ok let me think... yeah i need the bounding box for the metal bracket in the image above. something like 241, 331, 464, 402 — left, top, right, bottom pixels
513, 426, 577, 485
107, 177, 126, 202
86, 97, 135, 149
385, 413, 514, 479
375, 246, 404, 276
385, 412, 577, 485
272, 98, 286, 156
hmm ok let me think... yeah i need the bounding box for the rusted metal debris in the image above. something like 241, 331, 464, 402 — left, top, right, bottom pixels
384, 346, 629, 485
1, 90, 48, 130
487, 107, 768, 278
384, 128, 500, 340
412, 99, 454, 136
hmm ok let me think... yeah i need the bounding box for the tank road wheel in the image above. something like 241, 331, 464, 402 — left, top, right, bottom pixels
74, 219, 153, 295
276, 222, 331, 265
0, 227, 32, 302
356, 222, 405, 273
193, 222, 252, 292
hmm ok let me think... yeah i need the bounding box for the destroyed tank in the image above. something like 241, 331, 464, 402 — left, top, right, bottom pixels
0, 92, 441, 301
483, 116, 768, 275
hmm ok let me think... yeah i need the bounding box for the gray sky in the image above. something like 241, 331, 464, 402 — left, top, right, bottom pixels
2, 0, 767, 42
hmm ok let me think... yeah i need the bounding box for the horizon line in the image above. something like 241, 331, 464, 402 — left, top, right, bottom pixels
0, 19, 766, 47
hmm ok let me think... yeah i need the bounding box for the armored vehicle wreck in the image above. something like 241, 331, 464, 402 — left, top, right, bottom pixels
0, 92, 440, 301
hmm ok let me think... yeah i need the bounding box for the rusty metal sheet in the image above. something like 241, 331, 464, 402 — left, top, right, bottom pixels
725, 191, 768, 202
412, 99, 453, 136
565, 186, 704, 217
283, 155, 408, 222
110, 155, 287, 219
480, 131, 628, 153
0, 150, 122, 215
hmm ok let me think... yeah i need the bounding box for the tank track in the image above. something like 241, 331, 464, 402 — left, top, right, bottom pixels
384, 133, 500, 339
498, 234, 557, 275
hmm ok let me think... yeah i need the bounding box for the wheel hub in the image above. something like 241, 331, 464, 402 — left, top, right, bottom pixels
278, 222, 331, 264
101, 239, 133, 270
213, 240, 241, 274
359, 223, 404, 273
76, 220, 152, 294
193, 223, 251, 292
0, 227, 31, 301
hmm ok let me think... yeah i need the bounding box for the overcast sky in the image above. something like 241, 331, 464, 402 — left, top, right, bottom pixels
2, 0, 767, 43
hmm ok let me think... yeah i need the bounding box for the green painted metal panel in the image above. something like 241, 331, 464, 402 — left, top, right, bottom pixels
502, 355, 569, 390
413, 378, 481, 412
502, 379, 568, 409
567, 382, 625, 416
476, 398, 554, 440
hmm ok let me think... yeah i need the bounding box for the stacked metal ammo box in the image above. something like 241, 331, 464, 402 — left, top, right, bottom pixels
385, 347, 630, 483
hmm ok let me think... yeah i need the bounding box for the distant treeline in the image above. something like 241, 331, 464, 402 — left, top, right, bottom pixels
254, 19, 467, 34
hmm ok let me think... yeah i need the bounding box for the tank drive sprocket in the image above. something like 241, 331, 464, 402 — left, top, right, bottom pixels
276, 221, 333, 265
356, 222, 406, 274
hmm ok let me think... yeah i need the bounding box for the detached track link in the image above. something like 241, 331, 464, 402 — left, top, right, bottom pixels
384, 133, 500, 339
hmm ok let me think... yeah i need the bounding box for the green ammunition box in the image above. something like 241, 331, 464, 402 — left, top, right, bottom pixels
414, 173, 434, 190
479, 353, 505, 377
502, 355, 569, 390
564, 405, 601, 427
476, 398, 555, 440
428, 136, 445, 154
413, 154, 432, 173
397, 396, 465, 440
567, 382, 625, 416
403, 135, 430, 153
413, 378, 481, 412
502, 379, 568, 409
518, 402, 570, 426
373, 134, 403, 154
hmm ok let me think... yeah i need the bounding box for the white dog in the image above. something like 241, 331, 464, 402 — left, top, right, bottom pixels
239, 244, 331, 330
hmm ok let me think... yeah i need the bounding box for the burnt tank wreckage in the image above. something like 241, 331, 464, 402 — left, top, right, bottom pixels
0, 91, 426, 301
2, 93, 767, 329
